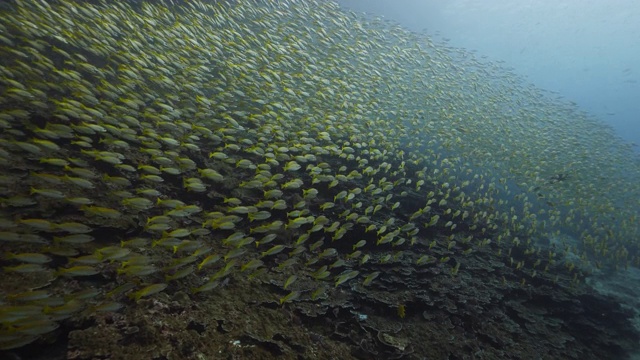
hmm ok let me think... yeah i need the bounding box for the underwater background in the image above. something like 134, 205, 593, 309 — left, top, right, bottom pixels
338, 0, 640, 148
0, 0, 639, 359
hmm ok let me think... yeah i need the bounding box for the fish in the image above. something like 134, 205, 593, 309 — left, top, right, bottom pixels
56, 266, 100, 277
0, 0, 639, 350
334, 270, 360, 287
128, 283, 169, 301
279, 290, 301, 305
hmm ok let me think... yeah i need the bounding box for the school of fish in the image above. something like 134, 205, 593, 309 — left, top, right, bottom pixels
0, 0, 639, 351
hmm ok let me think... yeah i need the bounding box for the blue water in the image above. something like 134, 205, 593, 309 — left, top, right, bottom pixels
337, 0, 640, 149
